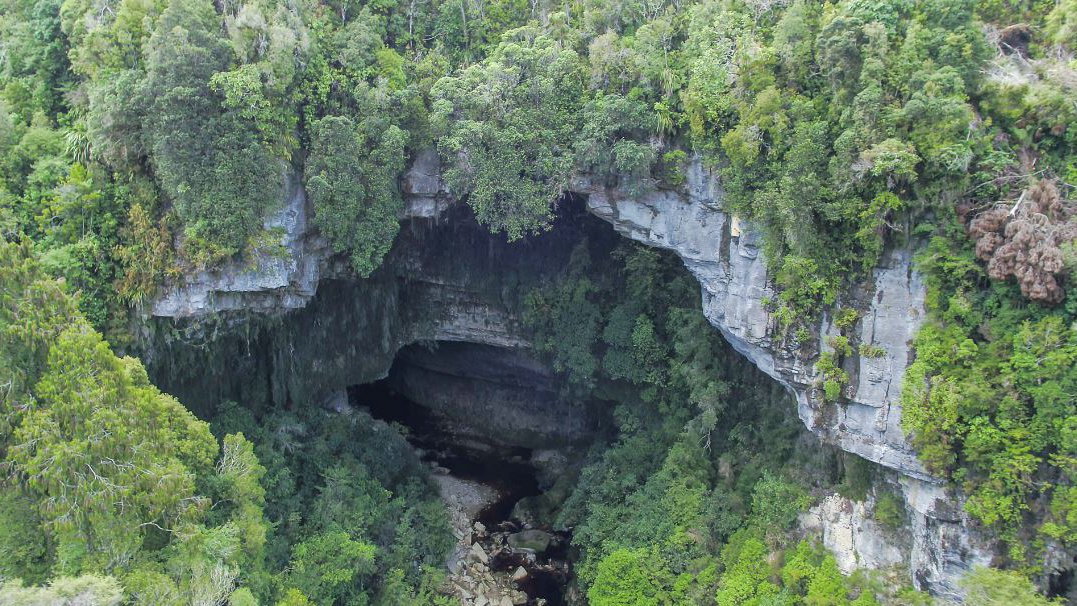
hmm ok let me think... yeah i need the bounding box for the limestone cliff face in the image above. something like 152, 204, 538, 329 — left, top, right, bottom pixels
151, 150, 450, 318
576, 161, 992, 600
144, 193, 618, 451
149, 156, 991, 599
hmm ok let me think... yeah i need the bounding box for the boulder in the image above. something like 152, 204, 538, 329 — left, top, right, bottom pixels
470, 542, 490, 564
507, 529, 553, 553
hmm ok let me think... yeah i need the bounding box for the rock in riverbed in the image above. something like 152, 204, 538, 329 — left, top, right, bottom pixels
507, 529, 553, 553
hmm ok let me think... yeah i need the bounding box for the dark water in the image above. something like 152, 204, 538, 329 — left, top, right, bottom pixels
489, 534, 573, 605
349, 381, 541, 521
349, 380, 572, 605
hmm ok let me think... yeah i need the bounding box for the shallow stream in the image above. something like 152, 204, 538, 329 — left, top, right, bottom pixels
351, 380, 574, 605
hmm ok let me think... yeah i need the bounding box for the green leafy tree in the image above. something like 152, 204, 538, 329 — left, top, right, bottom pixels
0, 243, 268, 600
305, 115, 406, 276
960, 567, 1062, 605
588, 548, 668, 606
750, 473, 811, 539
286, 531, 377, 606
432, 28, 585, 239
9, 324, 217, 572
141, 0, 282, 262
805, 556, 848, 606
715, 534, 781, 605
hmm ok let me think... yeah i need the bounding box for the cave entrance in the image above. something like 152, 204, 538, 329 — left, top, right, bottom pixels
349, 341, 593, 606
349, 378, 542, 526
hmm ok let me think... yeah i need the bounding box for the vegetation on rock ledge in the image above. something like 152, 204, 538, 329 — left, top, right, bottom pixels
1, 0, 1075, 601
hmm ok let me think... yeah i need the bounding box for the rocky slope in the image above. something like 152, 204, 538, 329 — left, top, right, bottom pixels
148, 155, 991, 599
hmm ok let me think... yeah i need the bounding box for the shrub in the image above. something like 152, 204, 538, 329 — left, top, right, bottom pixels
960, 567, 1062, 605
859, 344, 886, 358
968, 180, 1075, 304
834, 309, 860, 330
873, 493, 905, 531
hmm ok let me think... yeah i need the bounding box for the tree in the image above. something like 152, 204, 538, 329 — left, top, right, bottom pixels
715, 535, 781, 605
305, 115, 406, 277
0, 575, 123, 606
141, 0, 282, 262
10, 323, 218, 571
285, 531, 377, 605
0, 243, 268, 600
960, 567, 1061, 606
432, 28, 585, 239
0, 241, 80, 436
968, 180, 1076, 304
276, 589, 313, 606
750, 473, 811, 537
804, 556, 848, 606
574, 93, 656, 195
588, 548, 667, 606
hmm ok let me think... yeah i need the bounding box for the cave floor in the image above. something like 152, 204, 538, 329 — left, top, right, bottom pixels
351, 380, 575, 606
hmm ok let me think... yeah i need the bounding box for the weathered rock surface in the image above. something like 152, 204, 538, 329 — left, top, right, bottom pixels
149, 155, 991, 598
445, 520, 558, 606
801, 493, 907, 574
574, 162, 993, 599
386, 342, 597, 450
433, 474, 499, 545
507, 530, 553, 554
151, 173, 325, 317
151, 150, 450, 318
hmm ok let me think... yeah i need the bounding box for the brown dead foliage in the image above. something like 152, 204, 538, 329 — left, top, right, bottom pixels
968, 179, 1077, 304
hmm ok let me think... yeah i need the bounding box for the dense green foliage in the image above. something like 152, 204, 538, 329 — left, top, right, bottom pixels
960, 567, 1063, 605
0, 241, 452, 603
140, 0, 284, 262
3, 0, 1067, 321
209, 399, 454, 605
901, 221, 1077, 564
305, 115, 406, 275
2, 0, 1075, 599
890, 8, 1077, 554
432, 29, 585, 238
0, 242, 268, 602
522, 244, 923, 603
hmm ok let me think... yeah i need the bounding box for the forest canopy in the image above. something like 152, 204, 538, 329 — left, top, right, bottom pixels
1, 0, 1076, 602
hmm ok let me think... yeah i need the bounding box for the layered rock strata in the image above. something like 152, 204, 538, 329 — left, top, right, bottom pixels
148, 156, 991, 598
575, 163, 991, 599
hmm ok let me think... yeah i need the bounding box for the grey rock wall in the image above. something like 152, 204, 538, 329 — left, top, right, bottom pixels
386, 342, 597, 450
576, 160, 992, 599
149, 156, 991, 598
151, 173, 325, 317
800, 493, 906, 574
151, 150, 451, 318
